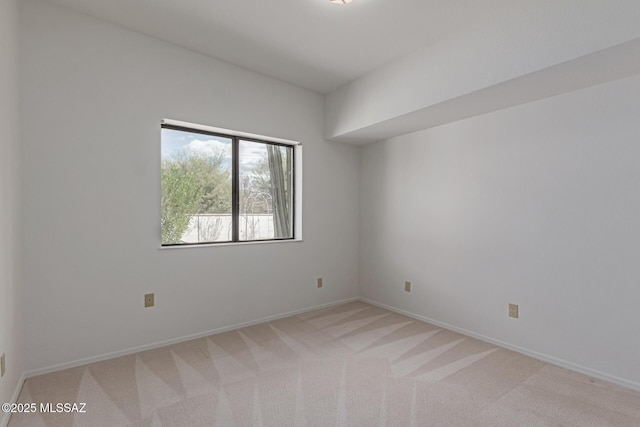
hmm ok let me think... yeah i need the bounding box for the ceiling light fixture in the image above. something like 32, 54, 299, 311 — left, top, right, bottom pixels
329, 0, 353, 4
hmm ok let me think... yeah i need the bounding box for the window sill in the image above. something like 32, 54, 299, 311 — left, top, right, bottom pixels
158, 238, 303, 250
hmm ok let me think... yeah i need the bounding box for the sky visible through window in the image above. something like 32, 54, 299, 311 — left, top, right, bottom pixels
161, 128, 269, 177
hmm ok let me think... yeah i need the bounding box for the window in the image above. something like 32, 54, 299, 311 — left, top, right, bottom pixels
161, 121, 296, 246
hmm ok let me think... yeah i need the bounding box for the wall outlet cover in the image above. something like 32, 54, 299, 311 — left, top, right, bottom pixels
317, 277, 323, 288
509, 303, 519, 318
404, 281, 411, 292
145, 293, 155, 308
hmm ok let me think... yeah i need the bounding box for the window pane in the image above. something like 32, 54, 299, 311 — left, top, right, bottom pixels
161, 128, 233, 244
239, 140, 293, 241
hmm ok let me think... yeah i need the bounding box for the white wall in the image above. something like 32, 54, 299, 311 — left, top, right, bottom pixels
20, 0, 360, 373
0, 0, 24, 421
360, 74, 640, 388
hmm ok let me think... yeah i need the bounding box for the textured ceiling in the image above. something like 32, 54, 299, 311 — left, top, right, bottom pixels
45, 0, 509, 93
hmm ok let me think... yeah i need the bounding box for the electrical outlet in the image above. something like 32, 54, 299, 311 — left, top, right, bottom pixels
509, 303, 519, 318
404, 281, 411, 292
1, 353, 5, 378
145, 293, 155, 308
317, 277, 323, 288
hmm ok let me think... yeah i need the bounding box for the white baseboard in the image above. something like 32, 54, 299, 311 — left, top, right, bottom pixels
360, 297, 640, 392
1, 373, 26, 427
25, 297, 359, 378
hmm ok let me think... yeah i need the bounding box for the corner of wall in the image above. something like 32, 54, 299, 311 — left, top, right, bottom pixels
0, 0, 25, 420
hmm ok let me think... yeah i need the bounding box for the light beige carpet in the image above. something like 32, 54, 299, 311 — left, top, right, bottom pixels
9, 301, 640, 426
